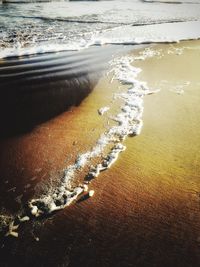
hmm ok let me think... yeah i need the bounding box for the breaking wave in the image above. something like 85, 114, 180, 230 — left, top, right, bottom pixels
1, 0, 200, 58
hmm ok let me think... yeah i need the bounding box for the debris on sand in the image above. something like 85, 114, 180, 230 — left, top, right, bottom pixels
88, 190, 95, 197
98, 106, 110, 116
18, 216, 30, 222
5, 221, 19, 238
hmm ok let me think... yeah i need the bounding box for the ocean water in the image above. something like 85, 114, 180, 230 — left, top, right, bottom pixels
1, 0, 200, 232
0, 0, 200, 57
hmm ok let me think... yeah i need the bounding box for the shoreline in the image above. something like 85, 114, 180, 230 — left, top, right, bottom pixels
0, 40, 200, 266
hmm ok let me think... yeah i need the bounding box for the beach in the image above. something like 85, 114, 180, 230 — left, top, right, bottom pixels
0, 40, 200, 266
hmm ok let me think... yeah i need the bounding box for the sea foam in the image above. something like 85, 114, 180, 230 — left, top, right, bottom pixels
1, 20, 200, 59
28, 55, 157, 217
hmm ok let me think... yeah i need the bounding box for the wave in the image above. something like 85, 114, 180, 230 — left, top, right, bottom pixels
95, 20, 200, 44
1, 0, 200, 234
1, 0, 200, 24
1, 0, 200, 58
1, 12, 193, 25
1, 20, 200, 59
28, 56, 153, 217
0, 13, 124, 25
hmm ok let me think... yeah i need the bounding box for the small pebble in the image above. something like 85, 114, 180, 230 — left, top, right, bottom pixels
98, 106, 110, 116
88, 190, 95, 197
83, 184, 88, 192
31, 206, 38, 216
19, 216, 30, 222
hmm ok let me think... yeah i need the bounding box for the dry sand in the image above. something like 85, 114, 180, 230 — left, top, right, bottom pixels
0, 40, 200, 267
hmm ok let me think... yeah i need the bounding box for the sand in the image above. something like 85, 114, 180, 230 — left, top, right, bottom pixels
0, 40, 200, 267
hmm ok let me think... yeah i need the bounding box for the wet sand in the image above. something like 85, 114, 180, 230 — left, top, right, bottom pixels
1, 40, 200, 267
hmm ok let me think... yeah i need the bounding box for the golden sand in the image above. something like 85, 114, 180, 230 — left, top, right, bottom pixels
1, 40, 200, 266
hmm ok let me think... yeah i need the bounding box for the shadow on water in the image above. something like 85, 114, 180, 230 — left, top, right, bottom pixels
0, 47, 105, 137
0, 46, 115, 138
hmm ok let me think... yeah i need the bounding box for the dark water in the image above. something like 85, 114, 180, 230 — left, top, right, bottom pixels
0, 0, 200, 135
0, 46, 121, 136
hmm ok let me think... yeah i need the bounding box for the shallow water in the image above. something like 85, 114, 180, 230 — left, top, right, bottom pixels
1, 0, 200, 229
0, 39, 200, 267
1, 1, 200, 266
0, 45, 123, 136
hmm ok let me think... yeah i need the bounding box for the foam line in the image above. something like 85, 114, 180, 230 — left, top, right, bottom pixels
28, 55, 156, 217
1, 21, 200, 59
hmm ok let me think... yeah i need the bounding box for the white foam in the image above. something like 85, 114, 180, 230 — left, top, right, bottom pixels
5, 221, 19, 238
133, 47, 163, 61
95, 21, 200, 45
1, 20, 200, 59
0, 41, 91, 59
28, 55, 156, 217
